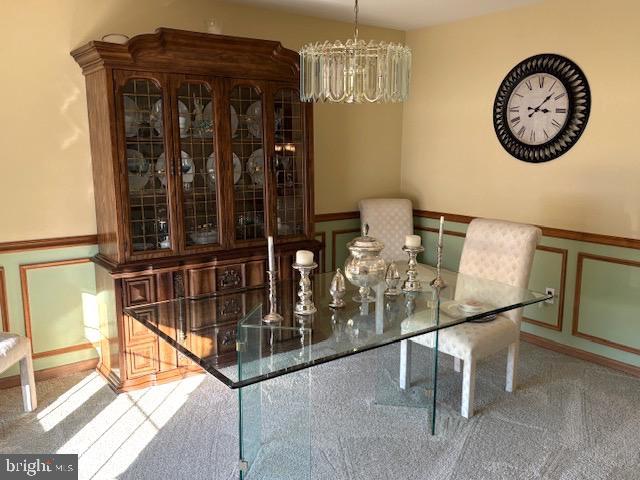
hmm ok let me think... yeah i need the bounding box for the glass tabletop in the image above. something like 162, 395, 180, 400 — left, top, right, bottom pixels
124, 265, 551, 389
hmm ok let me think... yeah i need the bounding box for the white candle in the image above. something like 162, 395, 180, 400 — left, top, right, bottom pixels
296, 250, 314, 266
405, 234, 422, 248
267, 236, 276, 272
438, 216, 444, 247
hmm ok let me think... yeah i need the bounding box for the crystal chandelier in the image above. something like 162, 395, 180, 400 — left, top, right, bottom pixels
299, 0, 411, 103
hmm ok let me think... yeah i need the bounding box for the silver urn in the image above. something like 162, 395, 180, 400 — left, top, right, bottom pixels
344, 224, 386, 302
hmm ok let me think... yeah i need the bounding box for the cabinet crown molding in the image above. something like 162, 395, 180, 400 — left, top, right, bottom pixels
71, 27, 299, 80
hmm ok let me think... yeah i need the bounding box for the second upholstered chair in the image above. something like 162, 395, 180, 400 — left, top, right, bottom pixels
358, 198, 413, 263
403, 218, 541, 418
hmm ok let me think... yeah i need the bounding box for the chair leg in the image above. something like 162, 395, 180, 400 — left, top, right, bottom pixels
453, 356, 461, 373
399, 339, 411, 390
461, 357, 476, 419
506, 341, 519, 393
19, 353, 37, 412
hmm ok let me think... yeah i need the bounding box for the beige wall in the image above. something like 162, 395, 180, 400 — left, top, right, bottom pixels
0, 0, 404, 242
401, 0, 640, 239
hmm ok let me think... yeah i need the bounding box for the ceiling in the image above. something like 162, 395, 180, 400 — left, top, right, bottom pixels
234, 0, 542, 30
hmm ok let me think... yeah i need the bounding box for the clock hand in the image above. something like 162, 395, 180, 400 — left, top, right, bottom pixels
528, 93, 556, 117
534, 93, 553, 110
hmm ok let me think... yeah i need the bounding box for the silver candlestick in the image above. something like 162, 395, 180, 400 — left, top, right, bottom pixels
402, 245, 425, 292
429, 240, 447, 290
384, 262, 401, 296
329, 268, 346, 308
262, 270, 283, 323
293, 262, 318, 315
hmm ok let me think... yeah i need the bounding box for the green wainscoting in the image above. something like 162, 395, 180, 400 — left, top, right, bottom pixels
314, 217, 361, 272
523, 247, 565, 330
0, 245, 99, 379
1, 216, 638, 381
573, 254, 640, 354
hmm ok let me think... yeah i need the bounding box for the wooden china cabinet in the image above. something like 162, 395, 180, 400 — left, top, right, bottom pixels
72, 28, 319, 392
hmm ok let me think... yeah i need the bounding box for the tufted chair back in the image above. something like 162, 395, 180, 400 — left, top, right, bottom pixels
359, 198, 413, 263
457, 218, 541, 324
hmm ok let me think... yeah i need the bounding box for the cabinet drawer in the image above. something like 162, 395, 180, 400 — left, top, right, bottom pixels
188, 261, 267, 296
127, 341, 158, 378
188, 266, 217, 296
245, 260, 266, 287
216, 264, 244, 291
216, 295, 244, 322
124, 276, 156, 306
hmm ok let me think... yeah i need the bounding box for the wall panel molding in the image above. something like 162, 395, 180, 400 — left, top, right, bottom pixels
19, 258, 95, 359
0, 234, 98, 254
0, 267, 8, 332
523, 245, 568, 332
572, 253, 640, 355
315, 231, 326, 273
331, 228, 360, 271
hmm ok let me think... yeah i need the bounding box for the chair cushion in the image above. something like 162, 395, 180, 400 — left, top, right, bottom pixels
403, 315, 519, 360
0, 332, 30, 374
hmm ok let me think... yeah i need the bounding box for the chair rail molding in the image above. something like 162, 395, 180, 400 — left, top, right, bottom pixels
413, 210, 640, 250
0, 234, 98, 254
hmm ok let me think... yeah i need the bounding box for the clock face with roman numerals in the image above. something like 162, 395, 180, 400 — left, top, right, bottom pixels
507, 74, 569, 145
493, 54, 591, 163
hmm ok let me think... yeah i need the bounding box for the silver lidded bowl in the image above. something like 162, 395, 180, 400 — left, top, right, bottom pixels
344, 223, 386, 302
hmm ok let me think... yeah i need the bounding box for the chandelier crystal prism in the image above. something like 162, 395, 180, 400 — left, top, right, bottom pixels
299, 0, 411, 103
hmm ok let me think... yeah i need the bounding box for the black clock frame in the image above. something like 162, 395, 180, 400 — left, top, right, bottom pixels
493, 53, 591, 163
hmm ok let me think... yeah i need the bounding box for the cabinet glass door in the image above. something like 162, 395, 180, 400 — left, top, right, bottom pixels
273, 89, 305, 237
230, 85, 266, 242
175, 81, 220, 248
122, 78, 171, 253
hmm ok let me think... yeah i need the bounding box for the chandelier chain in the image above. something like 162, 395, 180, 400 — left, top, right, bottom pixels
354, 0, 359, 40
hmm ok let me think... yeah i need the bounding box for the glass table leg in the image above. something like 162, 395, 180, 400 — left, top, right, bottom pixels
373, 292, 442, 435
237, 307, 312, 479
238, 371, 311, 480
430, 328, 440, 435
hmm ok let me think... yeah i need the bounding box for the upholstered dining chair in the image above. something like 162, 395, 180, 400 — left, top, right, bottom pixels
403, 218, 541, 418
0, 332, 37, 411
358, 198, 413, 262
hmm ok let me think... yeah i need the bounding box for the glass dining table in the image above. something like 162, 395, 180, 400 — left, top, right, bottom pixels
124, 264, 551, 480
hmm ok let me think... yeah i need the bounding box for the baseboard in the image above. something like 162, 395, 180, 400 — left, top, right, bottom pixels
521, 332, 640, 377
0, 357, 98, 389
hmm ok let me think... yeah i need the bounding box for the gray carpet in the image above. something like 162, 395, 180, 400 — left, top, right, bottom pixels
1, 342, 639, 480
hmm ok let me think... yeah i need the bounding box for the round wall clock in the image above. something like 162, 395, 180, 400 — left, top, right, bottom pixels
493, 53, 591, 163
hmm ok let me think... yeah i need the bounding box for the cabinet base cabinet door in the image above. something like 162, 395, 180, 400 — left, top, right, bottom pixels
127, 342, 159, 378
